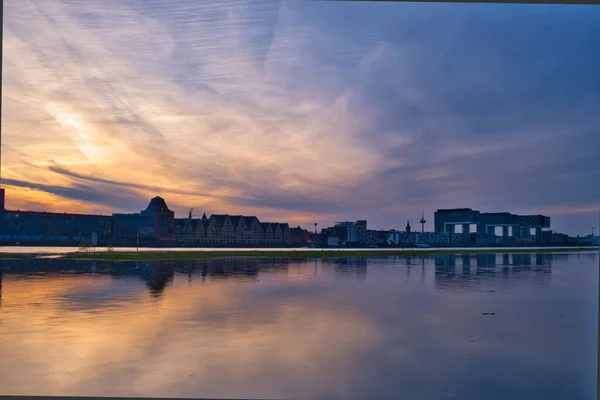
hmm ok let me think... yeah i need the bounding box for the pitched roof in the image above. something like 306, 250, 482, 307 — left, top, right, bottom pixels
144, 196, 172, 213
291, 226, 306, 235
229, 215, 244, 227
196, 220, 211, 230
210, 214, 230, 227
174, 218, 188, 227
243, 216, 259, 226
175, 218, 199, 231
189, 219, 201, 230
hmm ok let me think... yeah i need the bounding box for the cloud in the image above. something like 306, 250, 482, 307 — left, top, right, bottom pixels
2, 177, 143, 211
2, 0, 599, 234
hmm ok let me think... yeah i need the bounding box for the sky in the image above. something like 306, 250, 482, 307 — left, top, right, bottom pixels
1, 0, 599, 235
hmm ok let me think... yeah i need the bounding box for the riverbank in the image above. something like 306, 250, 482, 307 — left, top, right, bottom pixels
1, 246, 596, 261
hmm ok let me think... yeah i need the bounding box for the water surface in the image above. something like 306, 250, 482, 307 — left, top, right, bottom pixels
0, 245, 593, 253
0, 253, 597, 399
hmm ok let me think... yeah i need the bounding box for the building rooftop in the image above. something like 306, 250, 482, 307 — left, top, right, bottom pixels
5, 209, 110, 218
144, 196, 172, 213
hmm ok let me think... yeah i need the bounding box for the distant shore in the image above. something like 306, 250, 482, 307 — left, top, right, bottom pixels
0, 247, 596, 261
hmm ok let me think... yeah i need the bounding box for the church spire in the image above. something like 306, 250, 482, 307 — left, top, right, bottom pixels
406, 220, 411, 233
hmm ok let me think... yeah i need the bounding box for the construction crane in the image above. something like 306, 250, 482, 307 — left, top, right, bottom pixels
188, 208, 206, 220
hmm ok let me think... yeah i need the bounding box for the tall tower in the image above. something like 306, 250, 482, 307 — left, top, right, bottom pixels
420, 210, 426, 233
406, 220, 411, 233
314, 223, 318, 234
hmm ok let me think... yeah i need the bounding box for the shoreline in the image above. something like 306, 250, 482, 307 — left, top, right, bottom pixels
1, 247, 596, 261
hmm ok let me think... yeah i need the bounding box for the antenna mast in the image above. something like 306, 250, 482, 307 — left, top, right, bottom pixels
419, 209, 427, 234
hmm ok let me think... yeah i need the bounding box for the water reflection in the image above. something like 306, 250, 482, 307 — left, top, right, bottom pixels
433, 254, 553, 289
332, 257, 368, 280
0, 253, 597, 400
0, 253, 573, 300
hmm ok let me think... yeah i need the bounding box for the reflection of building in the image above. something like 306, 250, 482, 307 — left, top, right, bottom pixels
333, 257, 368, 267
0, 258, 263, 298
332, 257, 368, 279
434, 253, 553, 289
137, 261, 176, 297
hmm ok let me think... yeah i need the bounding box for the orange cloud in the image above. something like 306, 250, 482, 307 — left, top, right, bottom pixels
1, 0, 380, 227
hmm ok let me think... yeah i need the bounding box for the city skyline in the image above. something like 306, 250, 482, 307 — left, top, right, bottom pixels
2, 1, 599, 236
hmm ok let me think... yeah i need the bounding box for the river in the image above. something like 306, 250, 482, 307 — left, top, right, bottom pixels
0, 252, 597, 399
0, 245, 596, 253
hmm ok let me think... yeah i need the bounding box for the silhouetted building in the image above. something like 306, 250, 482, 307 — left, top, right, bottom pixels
434, 208, 551, 246
174, 214, 292, 246
112, 213, 155, 242
112, 196, 175, 243
0, 188, 5, 212
0, 189, 112, 244
142, 197, 175, 240
291, 226, 311, 245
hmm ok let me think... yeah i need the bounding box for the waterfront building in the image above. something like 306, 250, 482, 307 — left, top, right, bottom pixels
184, 215, 292, 246
387, 230, 401, 245
112, 196, 175, 244
290, 226, 311, 245
2, 187, 580, 248
0, 188, 112, 245
112, 213, 155, 242
243, 216, 262, 245
141, 197, 176, 240
363, 229, 381, 245
332, 222, 358, 243
388, 230, 450, 246
327, 236, 340, 246
0, 189, 292, 246
434, 208, 551, 246
175, 218, 198, 244
260, 222, 273, 244
272, 223, 283, 244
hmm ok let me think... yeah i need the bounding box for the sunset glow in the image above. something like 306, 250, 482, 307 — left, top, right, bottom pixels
2, 0, 599, 234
